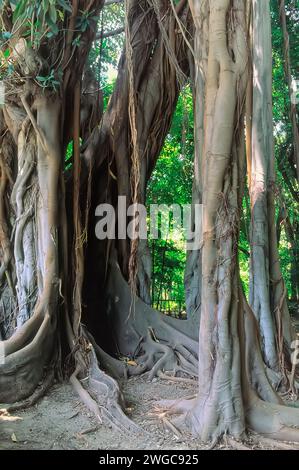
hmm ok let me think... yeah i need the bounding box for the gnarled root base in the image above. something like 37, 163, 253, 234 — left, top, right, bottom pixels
69, 342, 140, 435
152, 391, 299, 445
0, 313, 56, 403
93, 260, 199, 380
150, 301, 299, 444
1, 367, 55, 413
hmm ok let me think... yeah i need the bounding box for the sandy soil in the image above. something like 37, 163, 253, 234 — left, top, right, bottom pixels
1, 374, 299, 451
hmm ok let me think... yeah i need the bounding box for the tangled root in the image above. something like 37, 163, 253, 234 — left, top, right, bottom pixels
69, 343, 140, 435
131, 328, 198, 380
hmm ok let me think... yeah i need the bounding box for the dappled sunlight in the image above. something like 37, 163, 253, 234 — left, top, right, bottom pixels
0, 409, 23, 422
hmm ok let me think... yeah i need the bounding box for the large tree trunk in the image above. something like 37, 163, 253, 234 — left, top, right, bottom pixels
0, 92, 62, 402
0, 0, 106, 406
160, 0, 299, 443
248, 0, 295, 373
182, 0, 249, 440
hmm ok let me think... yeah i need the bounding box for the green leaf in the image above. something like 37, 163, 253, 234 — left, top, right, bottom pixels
57, 10, 64, 21
1, 32, 12, 40
45, 14, 59, 35
7, 64, 14, 76
57, 0, 72, 13
12, 0, 27, 22
36, 75, 47, 82
49, 4, 57, 24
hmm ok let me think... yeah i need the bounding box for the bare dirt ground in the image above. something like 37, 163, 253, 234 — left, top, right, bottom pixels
1, 374, 299, 451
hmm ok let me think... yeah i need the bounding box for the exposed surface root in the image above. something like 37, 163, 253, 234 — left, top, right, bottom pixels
101, 260, 199, 380
246, 393, 299, 442
225, 437, 251, 450
157, 371, 197, 385
85, 330, 129, 380
154, 396, 197, 416
131, 329, 198, 380
87, 349, 141, 434
70, 365, 103, 422
251, 434, 299, 450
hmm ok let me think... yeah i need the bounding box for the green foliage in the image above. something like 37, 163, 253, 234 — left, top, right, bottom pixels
145, 0, 298, 311
9, 0, 73, 39
76, 9, 99, 33
65, 140, 73, 170
88, 2, 124, 86
146, 86, 194, 312
36, 69, 62, 91
271, 0, 299, 302
0, 1, 73, 87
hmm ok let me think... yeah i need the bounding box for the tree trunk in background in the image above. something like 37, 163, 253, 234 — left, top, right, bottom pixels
279, 0, 299, 183
284, 217, 299, 303
248, 0, 294, 373
184, 10, 203, 321
84, 0, 191, 319
82, 0, 201, 379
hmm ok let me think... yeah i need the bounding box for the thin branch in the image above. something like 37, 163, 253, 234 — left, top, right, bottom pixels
96, 26, 124, 39
104, 0, 124, 6
169, 0, 194, 58
239, 245, 250, 258
20, 95, 48, 153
